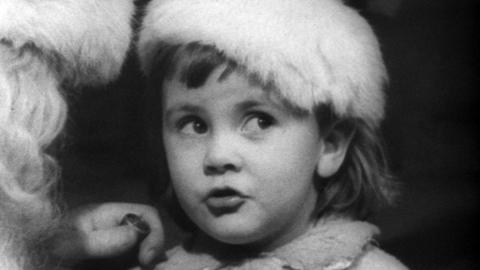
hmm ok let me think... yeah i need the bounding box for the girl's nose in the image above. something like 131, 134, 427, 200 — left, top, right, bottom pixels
203, 134, 242, 175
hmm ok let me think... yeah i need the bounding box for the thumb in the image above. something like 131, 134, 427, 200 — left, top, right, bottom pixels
83, 225, 140, 258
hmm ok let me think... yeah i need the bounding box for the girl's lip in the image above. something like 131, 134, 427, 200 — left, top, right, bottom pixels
206, 195, 246, 208
204, 187, 248, 215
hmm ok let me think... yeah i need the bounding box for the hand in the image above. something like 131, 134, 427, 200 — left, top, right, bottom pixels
51, 203, 165, 268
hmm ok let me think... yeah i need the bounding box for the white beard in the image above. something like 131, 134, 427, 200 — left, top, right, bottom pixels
0, 197, 56, 270
0, 209, 31, 270
0, 236, 25, 270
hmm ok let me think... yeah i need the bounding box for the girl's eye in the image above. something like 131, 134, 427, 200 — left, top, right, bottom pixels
242, 113, 276, 133
178, 117, 208, 135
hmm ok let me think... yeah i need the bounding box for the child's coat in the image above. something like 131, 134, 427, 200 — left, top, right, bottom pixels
155, 217, 407, 270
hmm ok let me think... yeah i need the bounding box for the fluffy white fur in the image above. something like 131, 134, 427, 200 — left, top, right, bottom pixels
155, 218, 407, 269
0, 0, 135, 85
139, 0, 388, 126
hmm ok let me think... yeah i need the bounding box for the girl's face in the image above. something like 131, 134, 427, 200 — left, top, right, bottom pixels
162, 65, 325, 250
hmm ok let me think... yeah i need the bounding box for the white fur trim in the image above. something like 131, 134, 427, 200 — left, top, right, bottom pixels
138, 0, 388, 125
0, 0, 134, 85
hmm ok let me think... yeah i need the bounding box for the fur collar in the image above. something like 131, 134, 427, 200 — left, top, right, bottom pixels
156, 217, 379, 270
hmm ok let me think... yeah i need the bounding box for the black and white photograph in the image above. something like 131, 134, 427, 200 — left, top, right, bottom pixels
1, 0, 477, 269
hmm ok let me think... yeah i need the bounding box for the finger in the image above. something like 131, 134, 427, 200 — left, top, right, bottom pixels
92, 203, 158, 225
135, 209, 165, 266
138, 227, 165, 267
79, 202, 165, 264
112, 205, 165, 266
121, 213, 151, 236
83, 225, 140, 258
69, 203, 123, 231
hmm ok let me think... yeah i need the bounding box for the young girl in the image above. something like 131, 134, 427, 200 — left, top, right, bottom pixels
132, 0, 408, 269
51, 0, 408, 268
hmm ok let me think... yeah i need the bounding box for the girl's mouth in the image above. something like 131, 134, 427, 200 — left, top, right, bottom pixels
204, 187, 247, 216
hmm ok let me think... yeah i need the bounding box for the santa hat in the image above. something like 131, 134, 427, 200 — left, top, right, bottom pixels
0, 0, 135, 86
138, 0, 388, 126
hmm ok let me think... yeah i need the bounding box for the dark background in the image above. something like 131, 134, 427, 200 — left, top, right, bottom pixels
60, 0, 479, 269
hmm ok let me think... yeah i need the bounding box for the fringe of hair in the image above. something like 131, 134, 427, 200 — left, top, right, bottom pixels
317, 119, 398, 220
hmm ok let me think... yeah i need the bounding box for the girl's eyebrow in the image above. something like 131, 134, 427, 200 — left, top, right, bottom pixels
235, 100, 262, 112
164, 104, 202, 119
235, 98, 283, 113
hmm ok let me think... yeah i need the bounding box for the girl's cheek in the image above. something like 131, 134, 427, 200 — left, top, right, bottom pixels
172, 145, 205, 171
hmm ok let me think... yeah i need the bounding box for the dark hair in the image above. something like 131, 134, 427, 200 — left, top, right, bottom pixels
143, 42, 397, 231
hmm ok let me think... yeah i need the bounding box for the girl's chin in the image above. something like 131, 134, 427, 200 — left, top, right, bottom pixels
198, 225, 280, 251
200, 222, 265, 245
208, 229, 262, 245
198, 217, 312, 252
208, 233, 283, 252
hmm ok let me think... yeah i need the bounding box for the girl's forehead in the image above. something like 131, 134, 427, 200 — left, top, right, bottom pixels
173, 60, 259, 89
164, 66, 273, 104
165, 63, 308, 116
